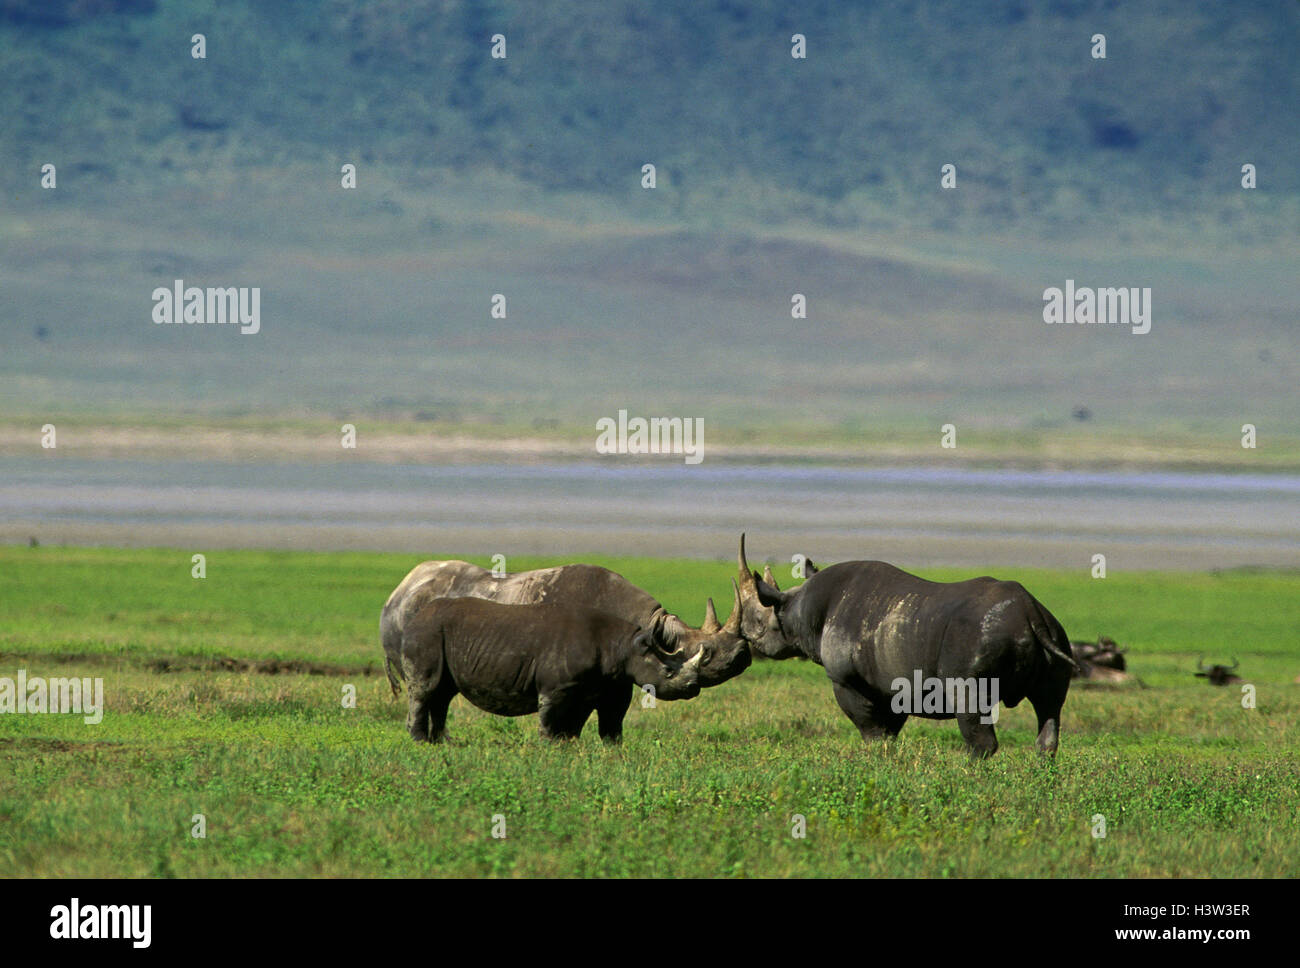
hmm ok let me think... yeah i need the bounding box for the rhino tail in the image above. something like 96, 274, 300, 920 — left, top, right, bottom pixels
384, 654, 404, 698
1031, 606, 1077, 670
380, 603, 406, 698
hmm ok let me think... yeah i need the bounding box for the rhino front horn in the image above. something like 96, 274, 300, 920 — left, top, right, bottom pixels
738, 533, 754, 587
702, 597, 720, 633
683, 647, 704, 678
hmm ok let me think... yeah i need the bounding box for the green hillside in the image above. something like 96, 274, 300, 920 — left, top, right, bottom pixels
0, 1, 1295, 447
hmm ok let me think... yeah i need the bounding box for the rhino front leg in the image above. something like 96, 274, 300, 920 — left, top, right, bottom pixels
831, 681, 907, 743
956, 712, 998, 758
538, 691, 592, 741
596, 682, 633, 744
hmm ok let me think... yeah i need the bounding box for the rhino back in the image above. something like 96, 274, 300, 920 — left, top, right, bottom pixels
393, 561, 663, 627
805, 562, 1022, 686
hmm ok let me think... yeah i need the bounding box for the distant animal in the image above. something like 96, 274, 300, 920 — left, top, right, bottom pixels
734, 535, 1075, 757
380, 560, 750, 698
1069, 636, 1133, 682
1195, 656, 1242, 686
394, 597, 703, 743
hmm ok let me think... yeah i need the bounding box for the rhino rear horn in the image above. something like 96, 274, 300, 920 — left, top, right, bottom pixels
723, 580, 742, 634
762, 564, 779, 591
701, 597, 721, 633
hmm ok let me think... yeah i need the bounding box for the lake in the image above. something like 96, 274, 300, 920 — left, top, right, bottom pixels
2, 458, 1296, 570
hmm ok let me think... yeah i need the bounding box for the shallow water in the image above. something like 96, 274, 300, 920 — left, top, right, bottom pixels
2, 458, 1296, 570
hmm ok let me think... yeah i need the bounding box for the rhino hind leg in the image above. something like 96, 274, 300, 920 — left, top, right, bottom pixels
401, 633, 456, 743
1029, 680, 1071, 753
1035, 714, 1059, 755
831, 681, 907, 744
955, 712, 998, 758
406, 683, 433, 742
406, 676, 456, 743
1028, 674, 1071, 756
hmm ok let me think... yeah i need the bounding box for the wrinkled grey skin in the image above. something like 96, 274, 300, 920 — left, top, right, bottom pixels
381, 560, 749, 696
734, 535, 1075, 758
395, 597, 701, 743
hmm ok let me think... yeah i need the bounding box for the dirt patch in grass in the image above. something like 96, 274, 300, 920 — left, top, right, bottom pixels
0, 737, 128, 754
1, 650, 378, 678
146, 656, 379, 677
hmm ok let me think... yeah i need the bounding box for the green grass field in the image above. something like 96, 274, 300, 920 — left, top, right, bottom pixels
1, 546, 1297, 877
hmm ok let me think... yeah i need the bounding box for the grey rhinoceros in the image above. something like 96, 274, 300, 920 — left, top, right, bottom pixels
380, 559, 750, 697
733, 536, 1075, 757
396, 597, 703, 743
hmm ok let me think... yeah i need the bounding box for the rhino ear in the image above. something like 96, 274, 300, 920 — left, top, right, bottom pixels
801, 558, 819, 577
754, 577, 786, 608
633, 627, 679, 659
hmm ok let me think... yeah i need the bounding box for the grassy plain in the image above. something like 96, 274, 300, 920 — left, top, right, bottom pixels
1, 546, 1297, 877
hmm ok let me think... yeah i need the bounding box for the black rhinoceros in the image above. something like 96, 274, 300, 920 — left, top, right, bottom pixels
395, 596, 703, 743
381, 560, 750, 697
733, 536, 1075, 757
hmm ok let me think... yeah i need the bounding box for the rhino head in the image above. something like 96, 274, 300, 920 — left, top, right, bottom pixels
626, 630, 705, 701
734, 534, 802, 659
657, 581, 751, 687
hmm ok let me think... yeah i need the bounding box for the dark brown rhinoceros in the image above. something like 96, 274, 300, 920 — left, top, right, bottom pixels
381, 559, 750, 698
396, 597, 703, 743
733, 535, 1075, 757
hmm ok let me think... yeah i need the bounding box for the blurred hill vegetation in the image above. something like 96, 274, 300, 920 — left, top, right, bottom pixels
0, 1, 1295, 457
3, 0, 1297, 238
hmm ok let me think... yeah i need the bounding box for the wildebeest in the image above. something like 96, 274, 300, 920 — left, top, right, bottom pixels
395, 597, 702, 743
381, 560, 750, 697
1069, 636, 1135, 683
1195, 656, 1242, 686
733, 535, 1075, 757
